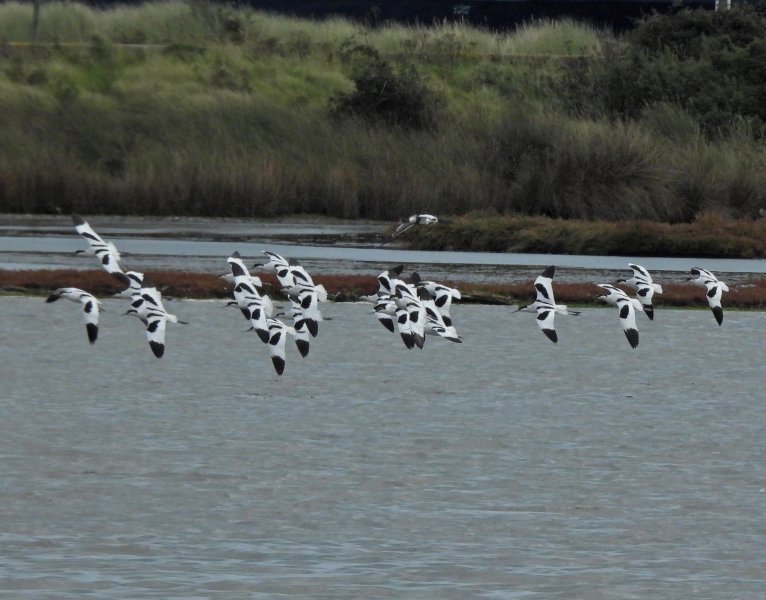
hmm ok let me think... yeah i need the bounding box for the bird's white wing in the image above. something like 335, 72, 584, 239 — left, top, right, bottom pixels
145, 313, 167, 358
628, 263, 652, 284
617, 300, 639, 348
392, 219, 416, 238
705, 281, 725, 325
535, 307, 558, 343
267, 319, 290, 375
71, 214, 123, 275
78, 293, 100, 344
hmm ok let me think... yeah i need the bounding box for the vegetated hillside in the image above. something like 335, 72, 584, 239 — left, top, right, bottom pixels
0, 1, 765, 227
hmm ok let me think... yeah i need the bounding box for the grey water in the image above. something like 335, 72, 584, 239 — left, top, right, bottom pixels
2, 296, 765, 598
3, 214, 766, 283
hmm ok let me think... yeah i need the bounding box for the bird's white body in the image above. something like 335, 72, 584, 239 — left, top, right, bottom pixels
46, 287, 101, 344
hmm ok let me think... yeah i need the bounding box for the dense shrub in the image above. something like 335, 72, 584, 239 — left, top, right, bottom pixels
330, 40, 439, 130
591, 7, 766, 135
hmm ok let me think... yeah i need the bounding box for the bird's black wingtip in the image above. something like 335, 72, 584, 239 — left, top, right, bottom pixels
625, 329, 639, 348
149, 341, 165, 358
296, 339, 310, 358
306, 319, 319, 337
712, 306, 724, 326
542, 328, 558, 343
272, 355, 286, 375
541, 265, 556, 278
71, 213, 85, 225
86, 323, 98, 344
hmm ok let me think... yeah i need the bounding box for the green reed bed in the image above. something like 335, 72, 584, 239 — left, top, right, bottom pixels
1, 1, 766, 258
410, 212, 766, 258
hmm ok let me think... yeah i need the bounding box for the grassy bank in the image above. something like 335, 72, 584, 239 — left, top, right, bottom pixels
409, 211, 766, 257
1, 2, 766, 229
3, 269, 766, 309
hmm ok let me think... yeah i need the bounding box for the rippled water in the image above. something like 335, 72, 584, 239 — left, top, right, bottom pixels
2, 297, 765, 598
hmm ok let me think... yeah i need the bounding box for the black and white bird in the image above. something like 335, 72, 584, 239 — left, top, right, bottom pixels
596, 283, 643, 349
616, 263, 663, 320
227, 252, 273, 342
417, 287, 461, 342
71, 214, 125, 279
393, 280, 427, 349
409, 272, 461, 330
687, 267, 729, 325
516, 266, 579, 343
125, 279, 187, 358
392, 214, 438, 237
46, 287, 101, 344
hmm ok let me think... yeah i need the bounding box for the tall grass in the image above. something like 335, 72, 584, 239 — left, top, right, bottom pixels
0, 2, 765, 230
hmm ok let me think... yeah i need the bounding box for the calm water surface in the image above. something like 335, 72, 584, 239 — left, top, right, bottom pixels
1, 297, 765, 598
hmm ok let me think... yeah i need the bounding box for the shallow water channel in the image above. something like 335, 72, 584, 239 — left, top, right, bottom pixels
2, 214, 766, 284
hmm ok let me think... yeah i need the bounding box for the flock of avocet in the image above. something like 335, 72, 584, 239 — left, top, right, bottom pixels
46, 214, 731, 374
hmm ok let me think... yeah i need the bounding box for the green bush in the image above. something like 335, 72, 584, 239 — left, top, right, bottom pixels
590, 7, 766, 136
330, 40, 439, 130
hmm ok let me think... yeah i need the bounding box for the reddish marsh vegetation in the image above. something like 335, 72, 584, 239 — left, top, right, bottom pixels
3, 269, 766, 308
